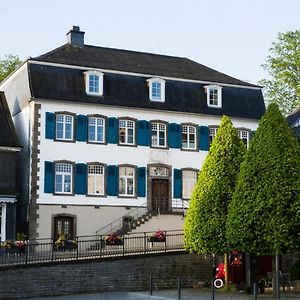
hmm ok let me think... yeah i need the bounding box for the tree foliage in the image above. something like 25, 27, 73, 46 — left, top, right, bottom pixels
226, 103, 300, 255
184, 116, 246, 254
0, 54, 22, 83
259, 30, 300, 116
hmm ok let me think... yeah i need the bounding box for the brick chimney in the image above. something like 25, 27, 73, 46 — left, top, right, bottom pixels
66, 26, 85, 47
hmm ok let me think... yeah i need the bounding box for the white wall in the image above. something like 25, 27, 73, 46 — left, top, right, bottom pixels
36, 100, 259, 207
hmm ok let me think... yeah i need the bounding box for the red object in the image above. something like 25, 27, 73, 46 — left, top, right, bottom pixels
215, 263, 225, 281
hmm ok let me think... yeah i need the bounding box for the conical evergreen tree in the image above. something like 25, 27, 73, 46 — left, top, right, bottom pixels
184, 115, 246, 254
226, 103, 300, 255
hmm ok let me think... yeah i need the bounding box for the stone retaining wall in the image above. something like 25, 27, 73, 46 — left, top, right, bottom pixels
0, 252, 212, 299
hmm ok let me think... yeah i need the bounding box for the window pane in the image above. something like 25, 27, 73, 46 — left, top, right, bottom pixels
89, 125, 95, 141
128, 128, 134, 144
152, 82, 161, 99
159, 131, 165, 146
56, 123, 64, 139
119, 177, 126, 194
64, 175, 71, 193
127, 178, 134, 195
55, 174, 63, 192
119, 128, 126, 143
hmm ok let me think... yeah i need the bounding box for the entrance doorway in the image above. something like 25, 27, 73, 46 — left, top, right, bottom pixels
53, 216, 74, 241
152, 179, 169, 213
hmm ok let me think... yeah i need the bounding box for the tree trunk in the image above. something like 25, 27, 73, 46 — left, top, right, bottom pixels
275, 254, 280, 299
224, 253, 229, 290
245, 253, 254, 292
272, 255, 281, 298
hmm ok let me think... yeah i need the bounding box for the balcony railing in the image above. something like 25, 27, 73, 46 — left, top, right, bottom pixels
0, 230, 185, 268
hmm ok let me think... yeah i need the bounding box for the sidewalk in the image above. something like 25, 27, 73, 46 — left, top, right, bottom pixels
25, 288, 300, 300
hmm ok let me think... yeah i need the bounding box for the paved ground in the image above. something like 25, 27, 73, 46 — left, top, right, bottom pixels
25, 289, 300, 300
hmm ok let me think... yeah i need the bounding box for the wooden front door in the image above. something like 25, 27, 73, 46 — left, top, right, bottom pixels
152, 179, 169, 213
54, 216, 74, 241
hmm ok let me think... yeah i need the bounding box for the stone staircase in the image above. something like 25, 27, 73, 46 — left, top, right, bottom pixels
129, 213, 185, 234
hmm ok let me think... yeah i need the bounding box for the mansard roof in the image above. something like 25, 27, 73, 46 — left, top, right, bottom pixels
33, 44, 259, 88
0, 92, 21, 148
29, 63, 265, 120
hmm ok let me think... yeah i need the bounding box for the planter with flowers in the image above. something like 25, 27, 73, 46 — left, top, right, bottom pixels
105, 233, 124, 246
55, 234, 77, 251
0, 240, 26, 255
148, 229, 166, 243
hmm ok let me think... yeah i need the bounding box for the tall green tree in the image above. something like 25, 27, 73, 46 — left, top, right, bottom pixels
184, 115, 246, 254
226, 103, 300, 255
259, 30, 300, 116
0, 54, 22, 83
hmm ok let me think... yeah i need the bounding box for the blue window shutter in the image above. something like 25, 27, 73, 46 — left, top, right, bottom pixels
177, 124, 182, 148
44, 161, 54, 193
76, 115, 87, 141
107, 165, 118, 196
107, 117, 118, 144
75, 163, 87, 195
173, 169, 182, 198
45, 112, 55, 139
137, 167, 146, 197
137, 120, 150, 146
199, 126, 209, 151
168, 123, 179, 148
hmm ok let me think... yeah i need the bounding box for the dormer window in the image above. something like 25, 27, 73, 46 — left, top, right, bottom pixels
147, 78, 165, 102
205, 85, 222, 108
84, 71, 104, 96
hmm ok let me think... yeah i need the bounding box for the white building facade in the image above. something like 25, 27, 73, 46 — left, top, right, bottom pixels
0, 26, 265, 240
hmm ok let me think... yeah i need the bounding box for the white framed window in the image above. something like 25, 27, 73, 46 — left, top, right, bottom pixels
182, 170, 198, 199
119, 166, 135, 197
182, 125, 197, 150
55, 163, 73, 194
88, 164, 105, 196
119, 119, 135, 145
84, 71, 104, 96
151, 122, 167, 147
209, 127, 218, 145
88, 116, 105, 143
205, 85, 222, 108
147, 78, 166, 102
237, 129, 250, 148
56, 114, 74, 141
0, 205, 6, 242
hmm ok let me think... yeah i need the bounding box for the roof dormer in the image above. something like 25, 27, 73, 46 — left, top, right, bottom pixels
147, 77, 166, 102
205, 85, 222, 108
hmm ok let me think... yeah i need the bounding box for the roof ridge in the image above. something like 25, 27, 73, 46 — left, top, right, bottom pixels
79, 44, 189, 61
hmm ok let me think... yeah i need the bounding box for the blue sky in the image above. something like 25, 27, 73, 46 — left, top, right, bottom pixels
1, 0, 299, 84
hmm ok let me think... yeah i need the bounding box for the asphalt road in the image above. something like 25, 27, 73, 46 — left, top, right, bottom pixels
25, 289, 300, 300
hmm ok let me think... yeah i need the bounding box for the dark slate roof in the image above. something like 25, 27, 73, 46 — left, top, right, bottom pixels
0, 92, 21, 148
33, 44, 259, 88
29, 64, 265, 120
287, 106, 300, 141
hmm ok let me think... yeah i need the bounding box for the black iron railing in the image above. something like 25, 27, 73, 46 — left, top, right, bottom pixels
0, 230, 185, 267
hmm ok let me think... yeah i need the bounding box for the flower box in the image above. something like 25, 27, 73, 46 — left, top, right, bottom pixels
0, 240, 26, 255
55, 234, 77, 251
105, 233, 124, 246
148, 236, 166, 243
148, 229, 166, 243
105, 239, 124, 246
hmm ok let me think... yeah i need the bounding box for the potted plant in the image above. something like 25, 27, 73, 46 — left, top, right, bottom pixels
55, 234, 77, 251
105, 233, 123, 245
148, 229, 166, 242
0, 241, 14, 254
